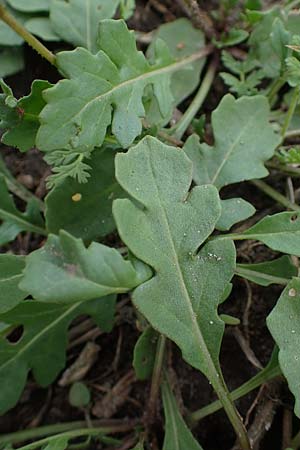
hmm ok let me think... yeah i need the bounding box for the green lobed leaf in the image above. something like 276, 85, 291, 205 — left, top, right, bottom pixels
45, 147, 124, 241
236, 256, 298, 286
0, 79, 52, 152
267, 278, 300, 417
146, 18, 206, 123
20, 230, 152, 304
162, 380, 204, 450
50, 0, 120, 53
0, 47, 24, 78
37, 19, 205, 153
0, 5, 24, 46
239, 212, 300, 256
184, 95, 280, 190
0, 254, 26, 314
217, 198, 256, 231
113, 136, 236, 383
0, 175, 46, 245
6, 0, 49, 12
25, 18, 60, 42
0, 295, 116, 414
133, 326, 158, 380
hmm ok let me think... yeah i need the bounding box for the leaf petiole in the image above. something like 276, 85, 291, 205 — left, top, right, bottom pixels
0, 4, 56, 66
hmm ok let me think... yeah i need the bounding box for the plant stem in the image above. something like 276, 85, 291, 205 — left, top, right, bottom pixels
0, 4, 56, 66
209, 373, 252, 450
235, 266, 291, 286
13, 429, 114, 450
189, 358, 281, 423
147, 334, 167, 422
284, 128, 300, 139
285, 0, 300, 12
170, 57, 218, 140
266, 161, 300, 177
291, 429, 300, 450
251, 179, 300, 212
282, 87, 300, 138
267, 77, 286, 105
0, 420, 136, 446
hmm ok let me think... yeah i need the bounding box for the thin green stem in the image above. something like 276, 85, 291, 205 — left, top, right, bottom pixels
189, 357, 281, 423
251, 179, 300, 212
0, 420, 136, 446
14, 429, 112, 450
284, 128, 300, 139
235, 266, 291, 286
266, 161, 300, 177
170, 57, 218, 140
282, 87, 300, 138
267, 77, 286, 105
147, 334, 167, 422
285, 0, 300, 12
291, 429, 300, 450
0, 4, 56, 66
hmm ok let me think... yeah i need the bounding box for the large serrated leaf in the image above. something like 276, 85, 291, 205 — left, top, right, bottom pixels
267, 278, 300, 416
0, 175, 46, 245
184, 95, 280, 189
0, 254, 26, 313
162, 380, 203, 450
20, 231, 152, 304
45, 147, 124, 241
113, 137, 237, 408
50, 0, 120, 52
0, 296, 115, 414
37, 19, 207, 152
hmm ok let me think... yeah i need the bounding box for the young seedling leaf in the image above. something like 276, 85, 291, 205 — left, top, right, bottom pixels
45, 147, 124, 241
50, 0, 120, 53
133, 326, 158, 380
0, 175, 46, 245
0, 254, 26, 314
184, 95, 280, 189
113, 136, 236, 386
0, 296, 115, 414
0, 80, 52, 152
267, 278, 300, 417
217, 198, 256, 231
236, 256, 298, 286
20, 231, 152, 303
237, 212, 300, 256
37, 19, 206, 153
69, 382, 91, 407
162, 380, 204, 450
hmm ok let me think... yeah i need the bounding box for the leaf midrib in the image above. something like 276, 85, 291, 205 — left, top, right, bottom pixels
0, 208, 46, 236
147, 152, 222, 387
210, 111, 257, 185
0, 303, 80, 373
46, 48, 210, 139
